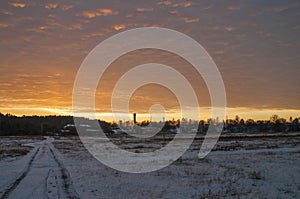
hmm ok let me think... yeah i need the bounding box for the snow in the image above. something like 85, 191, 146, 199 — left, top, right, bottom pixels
0, 137, 79, 199
0, 134, 299, 198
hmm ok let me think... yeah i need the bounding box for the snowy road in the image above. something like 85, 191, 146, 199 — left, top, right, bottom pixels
0, 137, 79, 199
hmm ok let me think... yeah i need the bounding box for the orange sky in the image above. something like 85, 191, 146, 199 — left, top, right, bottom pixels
0, 0, 299, 121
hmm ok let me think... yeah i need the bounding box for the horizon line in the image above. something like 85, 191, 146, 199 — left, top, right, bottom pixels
1, 111, 299, 123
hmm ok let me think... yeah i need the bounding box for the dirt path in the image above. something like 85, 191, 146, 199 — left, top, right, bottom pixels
0, 137, 79, 199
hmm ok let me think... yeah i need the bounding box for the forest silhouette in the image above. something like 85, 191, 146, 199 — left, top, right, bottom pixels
0, 112, 299, 136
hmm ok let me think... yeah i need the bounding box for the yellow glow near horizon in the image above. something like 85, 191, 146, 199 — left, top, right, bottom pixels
1, 107, 299, 122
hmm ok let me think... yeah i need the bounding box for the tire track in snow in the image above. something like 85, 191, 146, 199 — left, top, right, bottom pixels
49, 147, 79, 199
0, 147, 40, 199
45, 169, 60, 199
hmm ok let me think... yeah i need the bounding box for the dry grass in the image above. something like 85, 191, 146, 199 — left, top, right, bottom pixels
0, 136, 43, 160
0, 142, 32, 160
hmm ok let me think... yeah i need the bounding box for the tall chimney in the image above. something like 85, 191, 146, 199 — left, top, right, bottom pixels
133, 113, 137, 124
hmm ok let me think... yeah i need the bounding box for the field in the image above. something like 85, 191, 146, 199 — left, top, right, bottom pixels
0, 133, 299, 199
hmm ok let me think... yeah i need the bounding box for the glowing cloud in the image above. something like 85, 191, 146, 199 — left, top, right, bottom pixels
10, 2, 26, 8
158, 1, 192, 7
64, 24, 83, 30
157, 0, 172, 6
113, 24, 125, 31
0, 9, 14, 15
0, 23, 9, 28
172, 2, 192, 8
182, 17, 199, 23
45, 3, 58, 10
100, 9, 117, 16
61, 4, 73, 11
137, 8, 153, 12
81, 8, 119, 19
225, 26, 235, 31
169, 10, 178, 14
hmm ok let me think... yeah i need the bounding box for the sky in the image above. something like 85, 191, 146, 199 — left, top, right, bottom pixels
0, 0, 299, 121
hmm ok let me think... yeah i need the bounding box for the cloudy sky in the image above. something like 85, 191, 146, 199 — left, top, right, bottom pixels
0, 0, 299, 121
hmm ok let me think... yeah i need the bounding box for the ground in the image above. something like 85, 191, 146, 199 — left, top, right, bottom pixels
0, 133, 299, 199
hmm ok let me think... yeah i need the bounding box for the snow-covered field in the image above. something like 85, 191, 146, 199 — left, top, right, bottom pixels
0, 133, 299, 198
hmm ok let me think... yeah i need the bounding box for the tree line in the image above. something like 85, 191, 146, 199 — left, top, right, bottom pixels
0, 112, 299, 136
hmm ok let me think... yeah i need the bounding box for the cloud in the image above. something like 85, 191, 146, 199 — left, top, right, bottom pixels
203, 4, 213, 10
125, 13, 133, 18
113, 24, 125, 31
172, 2, 192, 8
80, 11, 95, 19
136, 7, 153, 12
293, 25, 300, 30
216, 40, 230, 46
10, 2, 26, 8
272, 3, 300, 13
0, 9, 14, 15
225, 26, 235, 31
45, 3, 58, 10
182, 17, 199, 23
80, 8, 119, 18
100, 8, 118, 16
80, 32, 105, 41
64, 23, 83, 30
157, 1, 192, 8
275, 40, 292, 47
209, 26, 221, 30
227, 6, 240, 11
27, 26, 49, 33
272, 7, 288, 13
0, 23, 9, 28
214, 50, 226, 55
157, 0, 172, 6
61, 4, 74, 11
169, 10, 178, 15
